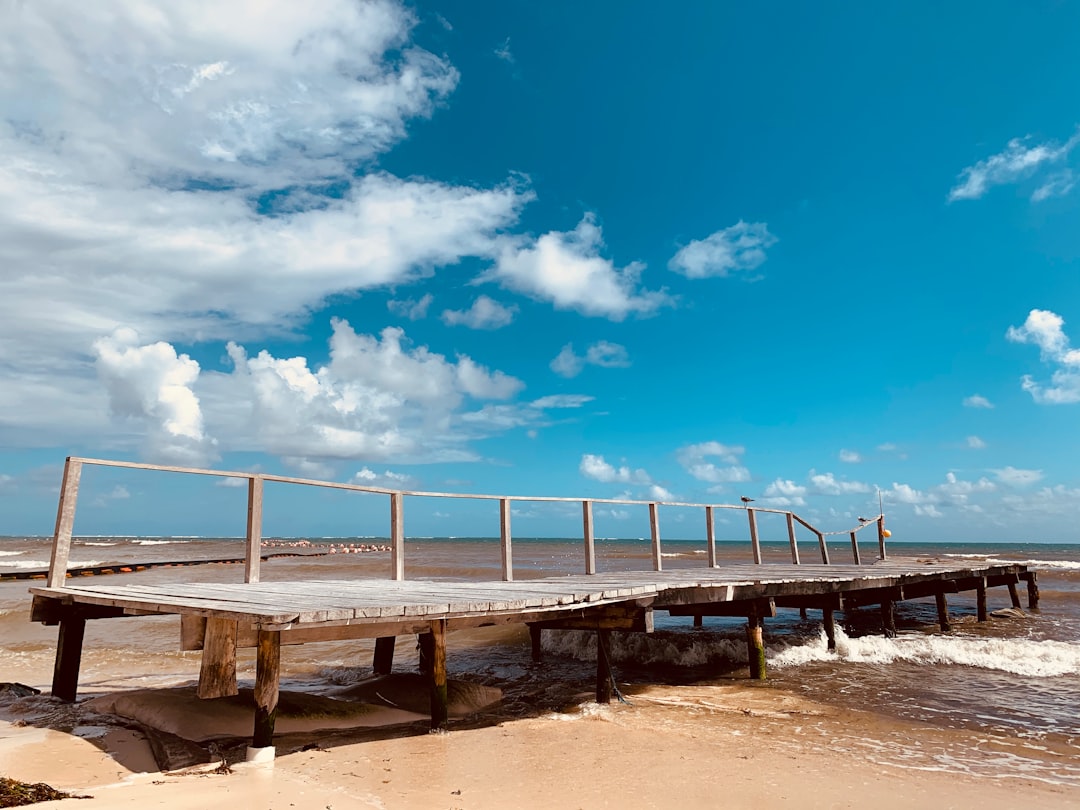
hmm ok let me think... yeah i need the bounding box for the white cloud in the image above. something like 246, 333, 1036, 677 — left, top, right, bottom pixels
1007, 309, 1080, 404
949, 130, 1080, 201
529, 394, 593, 409
484, 215, 671, 320
549, 341, 631, 378
0, 1, 534, 450
677, 441, 750, 485
760, 478, 807, 507
579, 454, 651, 485
494, 37, 514, 63
388, 294, 434, 321
887, 482, 924, 504
353, 467, 414, 488
202, 319, 524, 466
966, 435, 987, 449
963, 394, 994, 409
1032, 170, 1076, 202
441, 295, 518, 329
668, 221, 777, 279
808, 472, 871, 496
992, 466, 1044, 487
915, 504, 943, 518
93, 328, 217, 465
649, 484, 674, 501
877, 442, 898, 452
91, 484, 132, 508
838, 449, 861, 463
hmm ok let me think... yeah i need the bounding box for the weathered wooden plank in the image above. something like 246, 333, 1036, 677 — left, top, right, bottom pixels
786, 512, 800, 565
500, 497, 513, 582
650, 502, 662, 572
252, 629, 280, 749
245, 476, 264, 584
51, 615, 85, 702
47, 458, 82, 589
705, 506, 717, 568
390, 492, 405, 581
197, 617, 239, 699
583, 500, 596, 575
428, 619, 448, 729
747, 508, 761, 564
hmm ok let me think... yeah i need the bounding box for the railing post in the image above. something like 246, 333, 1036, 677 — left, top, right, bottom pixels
786, 512, 800, 565
244, 476, 264, 584
582, 500, 596, 574
649, 502, 662, 572
817, 531, 829, 564
48, 457, 83, 588
747, 508, 761, 564
877, 516, 887, 560
705, 506, 716, 568
500, 498, 513, 582
390, 492, 404, 581
850, 531, 861, 565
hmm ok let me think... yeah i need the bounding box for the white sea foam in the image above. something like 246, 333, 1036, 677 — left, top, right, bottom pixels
81, 541, 119, 547
135, 540, 179, 545
942, 553, 1080, 570
0, 550, 24, 557
0, 560, 107, 570
770, 627, 1080, 677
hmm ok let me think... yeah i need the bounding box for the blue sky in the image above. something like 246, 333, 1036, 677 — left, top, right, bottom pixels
3, 1, 1080, 542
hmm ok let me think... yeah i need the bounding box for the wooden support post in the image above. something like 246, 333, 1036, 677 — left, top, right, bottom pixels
252, 629, 280, 750
799, 607, 808, 620
1007, 581, 1022, 609
197, 617, 239, 699
877, 516, 887, 561
746, 610, 766, 680
500, 497, 513, 582
786, 512, 800, 565
822, 608, 836, 652
693, 614, 703, 628
373, 636, 395, 675
747, 508, 761, 564
428, 620, 448, 729
529, 624, 543, 663
245, 476, 264, 584
976, 577, 988, 622
47, 457, 83, 588
935, 591, 951, 632
390, 492, 404, 581
417, 631, 434, 677
649, 502, 662, 572
817, 531, 830, 565
881, 600, 897, 638
51, 615, 86, 702
582, 500, 596, 575
595, 629, 613, 703
1025, 572, 1040, 609
705, 506, 717, 568
850, 531, 861, 565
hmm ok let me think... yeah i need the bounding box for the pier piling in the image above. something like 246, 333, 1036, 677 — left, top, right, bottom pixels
595, 630, 613, 703
373, 636, 395, 675
935, 591, 951, 632
746, 610, 766, 680
51, 615, 85, 702
252, 629, 280, 750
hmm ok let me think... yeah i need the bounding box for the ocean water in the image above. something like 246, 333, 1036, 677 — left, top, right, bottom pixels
1, 535, 1079, 785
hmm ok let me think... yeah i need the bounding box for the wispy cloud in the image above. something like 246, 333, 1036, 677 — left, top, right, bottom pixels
441, 295, 518, 329
966, 435, 987, 449
838, 449, 861, 463
963, 394, 994, 409
949, 129, 1080, 202
668, 221, 776, 279
580, 454, 650, 484
550, 341, 631, 378
388, 294, 434, 321
677, 441, 750, 486
494, 37, 514, 63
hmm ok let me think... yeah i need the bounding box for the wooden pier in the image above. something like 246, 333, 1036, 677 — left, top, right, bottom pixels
27, 457, 1038, 754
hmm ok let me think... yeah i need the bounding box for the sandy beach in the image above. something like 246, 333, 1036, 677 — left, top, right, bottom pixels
2, 677, 1076, 810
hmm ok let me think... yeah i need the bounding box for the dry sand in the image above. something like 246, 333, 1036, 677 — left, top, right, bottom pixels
1, 682, 1074, 810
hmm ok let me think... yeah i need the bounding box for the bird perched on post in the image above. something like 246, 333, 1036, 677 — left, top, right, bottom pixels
740, 496, 754, 505
857, 516, 869, 523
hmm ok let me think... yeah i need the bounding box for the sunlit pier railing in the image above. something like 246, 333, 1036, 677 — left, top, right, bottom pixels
47, 457, 888, 589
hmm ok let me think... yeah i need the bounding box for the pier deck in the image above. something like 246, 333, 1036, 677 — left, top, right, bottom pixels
27, 457, 1040, 754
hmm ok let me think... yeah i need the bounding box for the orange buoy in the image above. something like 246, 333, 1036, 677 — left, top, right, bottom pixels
882, 529, 892, 538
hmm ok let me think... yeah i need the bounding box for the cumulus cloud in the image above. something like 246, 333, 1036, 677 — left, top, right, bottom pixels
352, 467, 414, 488
441, 295, 517, 329
838, 449, 861, 463
201, 319, 524, 466
0, 1, 534, 450
966, 435, 987, 449
549, 341, 631, 378
649, 484, 674, 501
760, 478, 807, 507
93, 328, 216, 465
1007, 309, 1080, 403
677, 441, 750, 485
963, 394, 994, 409
949, 130, 1080, 202
668, 221, 777, 279
484, 215, 671, 320
579, 454, 651, 485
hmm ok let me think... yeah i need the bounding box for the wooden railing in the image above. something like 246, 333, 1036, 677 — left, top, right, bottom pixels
46, 457, 888, 588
